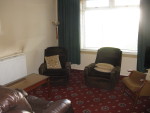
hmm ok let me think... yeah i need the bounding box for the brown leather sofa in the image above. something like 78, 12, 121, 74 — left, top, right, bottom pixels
0, 86, 74, 113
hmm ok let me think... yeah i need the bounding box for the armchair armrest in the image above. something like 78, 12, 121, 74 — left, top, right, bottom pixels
65, 62, 71, 72
110, 66, 121, 83
84, 63, 95, 76
85, 63, 95, 70
111, 66, 120, 74
39, 63, 47, 75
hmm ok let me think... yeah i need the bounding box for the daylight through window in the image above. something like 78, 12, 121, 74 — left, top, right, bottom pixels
81, 0, 140, 53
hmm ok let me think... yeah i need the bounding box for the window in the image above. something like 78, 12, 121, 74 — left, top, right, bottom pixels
81, 0, 140, 53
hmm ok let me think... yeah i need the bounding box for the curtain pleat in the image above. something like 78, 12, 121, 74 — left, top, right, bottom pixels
58, 0, 80, 64
137, 0, 150, 72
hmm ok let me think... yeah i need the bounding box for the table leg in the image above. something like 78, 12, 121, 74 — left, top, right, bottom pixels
47, 78, 51, 98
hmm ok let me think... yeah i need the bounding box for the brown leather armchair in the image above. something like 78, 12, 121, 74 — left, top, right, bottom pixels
0, 85, 74, 113
84, 47, 122, 90
39, 47, 71, 86
122, 71, 150, 103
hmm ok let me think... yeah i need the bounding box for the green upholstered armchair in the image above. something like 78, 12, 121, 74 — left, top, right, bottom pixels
39, 47, 71, 86
84, 47, 122, 90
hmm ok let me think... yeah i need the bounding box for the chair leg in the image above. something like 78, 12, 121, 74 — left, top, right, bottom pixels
122, 84, 140, 105
122, 84, 126, 94
134, 93, 140, 105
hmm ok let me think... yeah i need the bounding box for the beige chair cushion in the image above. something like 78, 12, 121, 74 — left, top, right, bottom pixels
122, 77, 142, 92
45, 55, 61, 69
94, 63, 114, 73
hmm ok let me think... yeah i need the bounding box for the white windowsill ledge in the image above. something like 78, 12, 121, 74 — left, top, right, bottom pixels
81, 49, 137, 58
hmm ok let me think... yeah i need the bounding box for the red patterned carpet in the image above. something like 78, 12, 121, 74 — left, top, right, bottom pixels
29, 70, 150, 113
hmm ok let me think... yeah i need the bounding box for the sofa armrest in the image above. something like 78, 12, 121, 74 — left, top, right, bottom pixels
0, 86, 32, 113
27, 96, 74, 113
7, 110, 32, 113
43, 99, 74, 113
16, 89, 28, 97
26, 95, 53, 112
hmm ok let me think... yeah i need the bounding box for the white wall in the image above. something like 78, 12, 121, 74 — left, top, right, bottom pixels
72, 51, 137, 76
0, 0, 58, 74
0, 0, 137, 77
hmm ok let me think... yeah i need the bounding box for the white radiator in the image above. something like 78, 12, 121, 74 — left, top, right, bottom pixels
0, 54, 27, 85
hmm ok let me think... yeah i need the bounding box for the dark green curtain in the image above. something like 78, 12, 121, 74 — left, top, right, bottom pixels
58, 0, 80, 64
137, 0, 150, 72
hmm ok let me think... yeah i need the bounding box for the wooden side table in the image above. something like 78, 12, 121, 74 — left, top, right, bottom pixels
6, 73, 50, 97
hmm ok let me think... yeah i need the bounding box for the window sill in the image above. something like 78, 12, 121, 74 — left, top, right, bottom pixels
81, 49, 137, 58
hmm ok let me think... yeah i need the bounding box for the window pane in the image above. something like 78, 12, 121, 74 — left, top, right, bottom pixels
115, 0, 140, 6
84, 7, 140, 52
86, 0, 109, 8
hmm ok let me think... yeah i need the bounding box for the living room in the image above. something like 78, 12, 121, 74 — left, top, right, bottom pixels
0, 0, 150, 113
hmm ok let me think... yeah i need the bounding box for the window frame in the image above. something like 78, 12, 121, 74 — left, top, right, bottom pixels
80, 0, 140, 54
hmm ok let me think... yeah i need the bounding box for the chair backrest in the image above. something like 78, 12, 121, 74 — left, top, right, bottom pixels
44, 47, 68, 68
122, 71, 150, 102
95, 47, 122, 67
128, 71, 146, 86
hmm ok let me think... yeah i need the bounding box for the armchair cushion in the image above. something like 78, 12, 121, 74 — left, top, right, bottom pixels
94, 63, 114, 73
45, 55, 61, 69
